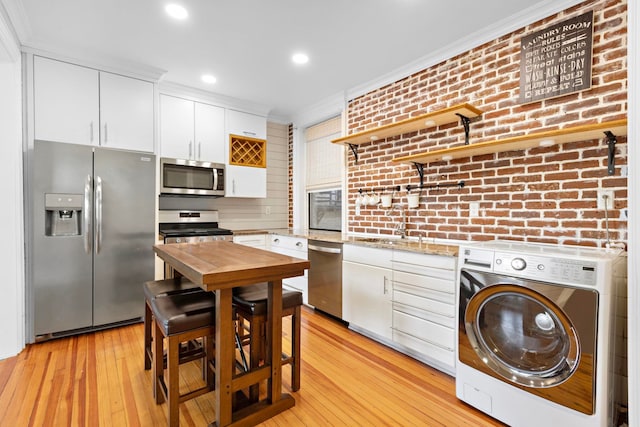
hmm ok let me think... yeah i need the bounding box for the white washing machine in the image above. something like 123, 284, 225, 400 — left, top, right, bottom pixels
456, 240, 625, 427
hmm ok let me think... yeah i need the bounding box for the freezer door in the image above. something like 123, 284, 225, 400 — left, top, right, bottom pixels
32, 141, 94, 336
93, 148, 156, 325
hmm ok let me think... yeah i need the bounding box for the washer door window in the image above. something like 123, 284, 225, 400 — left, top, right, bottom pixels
465, 284, 580, 388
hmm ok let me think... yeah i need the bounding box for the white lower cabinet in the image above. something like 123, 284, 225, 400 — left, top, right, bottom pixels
341, 244, 457, 374
391, 251, 457, 374
342, 245, 393, 340
232, 234, 267, 249
268, 235, 308, 304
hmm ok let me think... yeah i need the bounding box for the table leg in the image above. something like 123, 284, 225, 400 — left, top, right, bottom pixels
267, 280, 283, 403
215, 288, 234, 426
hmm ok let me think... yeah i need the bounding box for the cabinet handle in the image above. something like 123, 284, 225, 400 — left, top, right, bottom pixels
103, 123, 108, 144
243, 131, 257, 137
232, 179, 236, 194
296, 242, 303, 247
198, 142, 201, 159
90, 122, 94, 143
273, 238, 280, 244
189, 141, 193, 159
383, 276, 389, 294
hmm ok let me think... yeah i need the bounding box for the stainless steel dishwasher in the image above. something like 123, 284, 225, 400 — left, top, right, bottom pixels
308, 239, 343, 318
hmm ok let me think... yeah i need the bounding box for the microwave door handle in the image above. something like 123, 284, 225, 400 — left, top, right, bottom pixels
95, 176, 103, 254
213, 169, 218, 192
83, 174, 92, 253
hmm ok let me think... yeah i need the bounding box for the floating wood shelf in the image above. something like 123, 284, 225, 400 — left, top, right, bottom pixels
392, 119, 628, 166
332, 103, 483, 147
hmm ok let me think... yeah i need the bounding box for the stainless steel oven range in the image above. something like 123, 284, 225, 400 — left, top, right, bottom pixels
158, 210, 233, 277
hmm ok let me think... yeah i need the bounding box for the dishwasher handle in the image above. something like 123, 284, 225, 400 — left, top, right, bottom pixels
308, 244, 342, 254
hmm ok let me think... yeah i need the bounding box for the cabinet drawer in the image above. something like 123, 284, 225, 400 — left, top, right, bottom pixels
270, 235, 307, 253
392, 261, 455, 280
393, 287, 455, 317
392, 330, 455, 370
343, 244, 392, 268
393, 270, 454, 294
392, 251, 456, 271
233, 234, 267, 248
392, 310, 454, 349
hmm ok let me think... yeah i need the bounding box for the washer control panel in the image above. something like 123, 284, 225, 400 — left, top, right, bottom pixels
493, 251, 597, 286
461, 246, 599, 286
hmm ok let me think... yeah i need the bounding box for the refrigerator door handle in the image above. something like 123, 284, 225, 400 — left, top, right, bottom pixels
95, 176, 103, 254
83, 174, 92, 254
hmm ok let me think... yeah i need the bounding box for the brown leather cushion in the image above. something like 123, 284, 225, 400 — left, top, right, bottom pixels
143, 277, 200, 302
151, 291, 215, 335
233, 282, 303, 316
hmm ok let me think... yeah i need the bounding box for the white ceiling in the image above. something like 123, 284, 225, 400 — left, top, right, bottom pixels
5, 0, 583, 120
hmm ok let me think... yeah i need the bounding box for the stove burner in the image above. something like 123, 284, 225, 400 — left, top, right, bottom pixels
158, 221, 233, 238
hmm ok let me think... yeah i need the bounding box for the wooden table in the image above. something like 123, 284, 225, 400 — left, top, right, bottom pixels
153, 241, 310, 427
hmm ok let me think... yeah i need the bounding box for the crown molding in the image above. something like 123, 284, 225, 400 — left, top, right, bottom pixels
21, 43, 167, 82
158, 80, 271, 117
0, 1, 20, 61
291, 91, 346, 129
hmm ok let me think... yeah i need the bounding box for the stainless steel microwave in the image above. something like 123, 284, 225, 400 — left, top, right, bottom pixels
160, 158, 225, 197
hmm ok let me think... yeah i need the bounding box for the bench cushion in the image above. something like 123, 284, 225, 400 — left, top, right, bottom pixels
151, 291, 216, 335
143, 277, 200, 301
233, 282, 303, 316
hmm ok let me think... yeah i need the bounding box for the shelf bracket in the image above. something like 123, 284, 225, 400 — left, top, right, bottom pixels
348, 144, 359, 164
456, 113, 472, 145
412, 162, 425, 187
604, 131, 617, 176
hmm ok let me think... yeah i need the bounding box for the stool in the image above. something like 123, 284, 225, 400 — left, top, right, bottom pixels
143, 278, 201, 370
151, 291, 216, 427
233, 283, 302, 395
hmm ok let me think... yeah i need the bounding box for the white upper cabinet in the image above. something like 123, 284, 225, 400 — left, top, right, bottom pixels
33, 56, 154, 152
160, 94, 225, 163
34, 56, 99, 145
160, 95, 194, 159
194, 102, 225, 163
99, 72, 154, 152
226, 109, 267, 139
225, 109, 267, 198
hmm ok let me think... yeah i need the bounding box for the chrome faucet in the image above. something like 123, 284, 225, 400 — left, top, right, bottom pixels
393, 206, 407, 239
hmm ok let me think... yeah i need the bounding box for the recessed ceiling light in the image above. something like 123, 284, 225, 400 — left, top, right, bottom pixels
292, 53, 309, 65
165, 4, 188, 20
201, 74, 217, 84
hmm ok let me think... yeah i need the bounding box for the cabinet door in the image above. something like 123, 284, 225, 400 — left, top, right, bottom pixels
194, 102, 225, 163
226, 109, 267, 139
342, 261, 392, 339
225, 165, 266, 198
99, 72, 154, 152
160, 95, 195, 159
34, 56, 99, 145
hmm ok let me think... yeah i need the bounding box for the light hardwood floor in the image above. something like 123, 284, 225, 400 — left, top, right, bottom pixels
0, 307, 504, 426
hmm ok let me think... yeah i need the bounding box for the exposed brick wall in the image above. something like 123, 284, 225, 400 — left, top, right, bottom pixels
346, 0, 627, 248
288, 123, 294, 228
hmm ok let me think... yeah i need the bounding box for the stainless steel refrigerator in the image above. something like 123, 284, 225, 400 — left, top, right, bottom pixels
29, 140, 156, 341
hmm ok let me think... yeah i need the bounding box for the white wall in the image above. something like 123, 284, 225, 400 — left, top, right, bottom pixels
0, 9, 24, 359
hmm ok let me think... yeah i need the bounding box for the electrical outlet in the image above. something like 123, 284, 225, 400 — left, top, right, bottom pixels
597, 189, 614, 210
469, 202, 480, 217
265, 206, 271, 215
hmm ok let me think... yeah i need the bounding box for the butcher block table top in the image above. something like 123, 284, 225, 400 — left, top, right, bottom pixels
153, 241, 310, 427
154, 240, 310, 290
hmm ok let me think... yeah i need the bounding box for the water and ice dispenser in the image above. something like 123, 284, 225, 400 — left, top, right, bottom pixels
44, 193, 83, 236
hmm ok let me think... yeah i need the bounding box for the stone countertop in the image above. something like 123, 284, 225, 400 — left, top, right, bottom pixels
231, 228, 459, 257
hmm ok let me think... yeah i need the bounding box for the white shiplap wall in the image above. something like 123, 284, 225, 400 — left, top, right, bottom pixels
214, 122, 289, 230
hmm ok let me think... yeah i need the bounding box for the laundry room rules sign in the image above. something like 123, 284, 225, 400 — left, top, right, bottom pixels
519, 10, 593, 103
